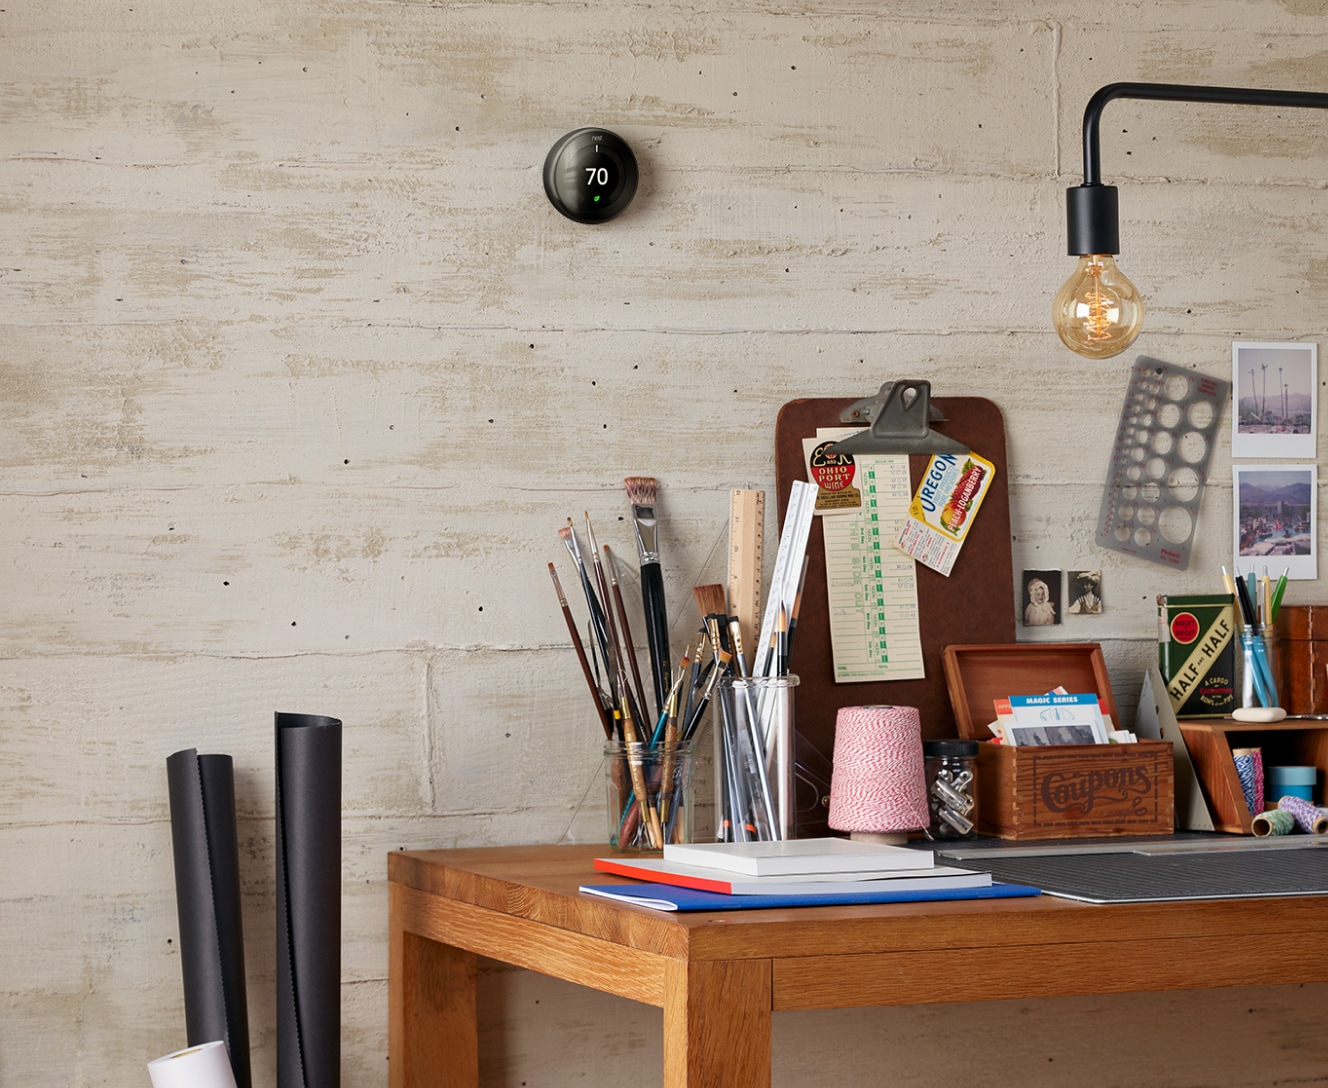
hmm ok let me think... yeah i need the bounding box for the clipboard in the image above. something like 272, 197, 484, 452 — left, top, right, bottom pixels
775, 385, 1014, 836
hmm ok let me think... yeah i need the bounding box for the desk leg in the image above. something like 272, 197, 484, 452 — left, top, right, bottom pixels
389, 886, 479, 1088
663, 958, 772, 1088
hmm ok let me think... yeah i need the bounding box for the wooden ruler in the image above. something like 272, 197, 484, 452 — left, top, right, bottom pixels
727, 489, 765, 658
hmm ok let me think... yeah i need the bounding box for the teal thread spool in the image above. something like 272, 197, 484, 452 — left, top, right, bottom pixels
1267, 765, 1316, 804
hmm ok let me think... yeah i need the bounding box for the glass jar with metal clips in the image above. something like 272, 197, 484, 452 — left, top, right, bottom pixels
923, 739, 979, 840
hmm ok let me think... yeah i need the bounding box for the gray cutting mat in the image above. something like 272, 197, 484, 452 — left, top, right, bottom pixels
962, 844, 1328, 903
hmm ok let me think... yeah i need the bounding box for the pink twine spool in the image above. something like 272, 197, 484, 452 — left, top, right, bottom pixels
828, 705, 929, 834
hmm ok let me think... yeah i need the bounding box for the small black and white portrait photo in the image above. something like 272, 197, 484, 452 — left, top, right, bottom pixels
1022, 569, 1062, 627
1067, 570, 1103, 615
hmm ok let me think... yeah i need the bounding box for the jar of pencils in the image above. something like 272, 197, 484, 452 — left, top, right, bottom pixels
1239, 625, 1282, 709
714, 675, 799, 842
605, 739, 695, 851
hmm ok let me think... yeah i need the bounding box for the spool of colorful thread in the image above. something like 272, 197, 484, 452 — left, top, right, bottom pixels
1251, 808, 1296, 837
1232, 747, 1264, 817
827, 705, 929, 841
1277, 794, 1328, 834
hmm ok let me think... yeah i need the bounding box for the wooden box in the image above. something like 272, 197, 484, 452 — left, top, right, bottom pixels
1178, 718, 1328, 834
942, 643, 1175, 839
1276, 605, 1328, 716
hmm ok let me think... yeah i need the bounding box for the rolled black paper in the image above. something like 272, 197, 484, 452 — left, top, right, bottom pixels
275, 712, 342, 1088
165, 748, 252, 1088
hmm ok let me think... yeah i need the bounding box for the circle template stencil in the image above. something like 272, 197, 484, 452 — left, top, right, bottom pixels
1095, 356, 1230, 570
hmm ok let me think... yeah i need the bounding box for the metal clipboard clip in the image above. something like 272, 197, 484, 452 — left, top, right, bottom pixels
830, 380, 967, 455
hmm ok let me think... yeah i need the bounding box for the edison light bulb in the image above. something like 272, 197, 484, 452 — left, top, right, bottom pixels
1052, 254, 1144, 359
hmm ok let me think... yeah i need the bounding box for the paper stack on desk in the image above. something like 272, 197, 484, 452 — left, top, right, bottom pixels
581, 837, 1041, 911
659, 836, 934, 876
593, 855, 990, 896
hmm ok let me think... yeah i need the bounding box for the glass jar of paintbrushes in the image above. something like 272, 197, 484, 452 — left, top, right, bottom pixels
605, 739, 695, 851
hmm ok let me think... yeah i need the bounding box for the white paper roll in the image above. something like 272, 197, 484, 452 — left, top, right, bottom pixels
148, 1041, 238, 1088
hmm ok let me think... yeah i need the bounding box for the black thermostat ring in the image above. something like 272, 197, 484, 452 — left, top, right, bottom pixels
543, 128, 638, 224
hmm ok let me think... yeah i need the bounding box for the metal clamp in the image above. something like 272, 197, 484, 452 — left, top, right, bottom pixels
831, 380, 967, 455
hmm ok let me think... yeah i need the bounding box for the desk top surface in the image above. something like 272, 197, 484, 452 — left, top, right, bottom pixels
389, 842, 1328, 964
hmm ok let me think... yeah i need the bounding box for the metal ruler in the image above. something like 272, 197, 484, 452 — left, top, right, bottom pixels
727, 489, 765, 658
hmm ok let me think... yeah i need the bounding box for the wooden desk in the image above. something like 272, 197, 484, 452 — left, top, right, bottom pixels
388, 844, 1328, 1088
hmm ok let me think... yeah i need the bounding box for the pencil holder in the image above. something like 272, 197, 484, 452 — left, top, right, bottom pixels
1239, 626, 1281, 709
714, 675, 799, 842
604, 739, 694, 851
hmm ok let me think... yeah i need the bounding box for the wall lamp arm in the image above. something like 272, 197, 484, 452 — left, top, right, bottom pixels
1080, 81, 1328, 186
1068, 81, 1328, 256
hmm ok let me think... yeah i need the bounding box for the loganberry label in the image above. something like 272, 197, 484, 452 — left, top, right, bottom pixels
895, 449, 996, 577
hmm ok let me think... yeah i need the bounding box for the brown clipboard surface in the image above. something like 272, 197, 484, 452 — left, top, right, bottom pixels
775, 396, 1014, 835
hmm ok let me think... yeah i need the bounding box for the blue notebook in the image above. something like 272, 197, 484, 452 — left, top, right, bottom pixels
579, 881, 1041, 912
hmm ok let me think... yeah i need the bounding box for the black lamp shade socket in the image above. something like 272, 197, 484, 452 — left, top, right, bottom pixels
1066, 184, 1120, 256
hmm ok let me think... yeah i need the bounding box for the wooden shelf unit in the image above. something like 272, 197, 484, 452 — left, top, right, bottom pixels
1178, 719, 1328, 834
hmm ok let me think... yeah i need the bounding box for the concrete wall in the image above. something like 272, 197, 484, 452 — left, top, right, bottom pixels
3, 1, 1327, 1084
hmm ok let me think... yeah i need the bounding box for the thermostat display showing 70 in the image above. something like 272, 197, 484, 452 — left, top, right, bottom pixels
543, 128, 639, 224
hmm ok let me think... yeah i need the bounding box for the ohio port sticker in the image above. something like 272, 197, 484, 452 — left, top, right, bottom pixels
802, 435, 863, 513
895, 450, 996, 577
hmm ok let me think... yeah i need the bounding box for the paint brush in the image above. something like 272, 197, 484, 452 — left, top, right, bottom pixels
625, 476, 672, 719
727, 616, 750, 678
604, 543, 651, 734
560, 522, 611, 684
784, 555, 809, 669
682, 651, 725, 744
617, 693, 662, 849
586, 513, 646, 726
692, 583, 731, 665
689, 585, 771, 841
657, 660, 689, 826
548, 563, 613, 739
581, 514, 623, 700
680, 632, 707, 730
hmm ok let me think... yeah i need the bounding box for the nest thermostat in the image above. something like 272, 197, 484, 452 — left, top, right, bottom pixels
543, 128, 638, 224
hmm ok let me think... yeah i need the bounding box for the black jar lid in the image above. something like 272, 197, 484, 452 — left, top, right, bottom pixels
923, 739, 979, 757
